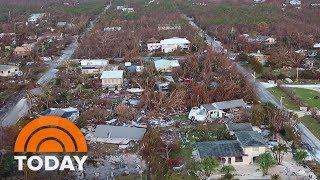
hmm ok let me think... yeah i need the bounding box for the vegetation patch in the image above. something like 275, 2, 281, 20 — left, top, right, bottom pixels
64, 0, 105, 15
267, 87, 300, 111
291, 88, 320, 109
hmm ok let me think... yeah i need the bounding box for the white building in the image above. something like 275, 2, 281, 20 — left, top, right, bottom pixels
189, 99, 248, 121
314, 43, 320, 48
103, 27, 122, 32
116, 6, 125, 10
154, 59, 180, 72
289, 0, 301, 6
28, 13, 45, 23
93, 125, 146, 145
188, 107, 207, 122
100, 70, 124, 90
160, 37, 190, 53
57, 22, 67, 28
147, 41, 162, 51
246, 35, 276, 45
254, 0, 266, 3
158, 24, 181, 31
122, 7, 134, 13
116, 6, 134, 13
80, 59, 109, 74
0, 65, 21, 77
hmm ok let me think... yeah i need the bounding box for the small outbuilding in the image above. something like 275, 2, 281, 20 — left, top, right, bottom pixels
100, 70, 124, 90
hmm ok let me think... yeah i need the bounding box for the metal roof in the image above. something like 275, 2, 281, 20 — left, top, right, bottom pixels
160, 37, 190, 45
80, 59, 109, 67
235, 131, 267, 147
196, 140, 244, 158
201, 103, 216, 111
226, 123, 253, 132
100, 70, 124, 79
213, 99, 247, 110
40, 107, 79, 122
93, 125, 146, 140
154, 59, 180, 71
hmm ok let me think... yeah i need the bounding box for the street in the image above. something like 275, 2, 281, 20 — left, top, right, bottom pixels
298, 123, 320, 162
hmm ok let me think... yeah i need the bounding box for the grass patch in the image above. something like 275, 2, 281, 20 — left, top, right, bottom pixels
172, 114, 188, 121
267, 87, 300, 111
207, 4, 276, 25
0, 92, 10, 104
0, 3, 41, 17
64, 0, 105, 15
299, 116, 320, 139
291, 88, 320, 109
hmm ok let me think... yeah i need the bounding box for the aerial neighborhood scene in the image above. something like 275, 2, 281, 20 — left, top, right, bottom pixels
1, 0, 320, 179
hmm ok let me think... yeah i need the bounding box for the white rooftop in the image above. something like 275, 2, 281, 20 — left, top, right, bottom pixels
314, 43, 320, 48
154, 59, 180, 71
80, 59, 109, 66
100, 70, 124, 79
289, 0, 301, 5
28, 13, 45, 21
160, 37, 190, 45
248, 50, 265, 56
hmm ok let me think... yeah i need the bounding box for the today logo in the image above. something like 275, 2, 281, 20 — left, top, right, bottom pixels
14, 116, 88, 171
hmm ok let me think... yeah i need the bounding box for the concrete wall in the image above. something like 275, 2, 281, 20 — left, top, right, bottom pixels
220, 156, 251, 165
147, 43, 161, 51
161, 44, 189, 53
101, 78, 123, 89
194, 150, 252, 166
81, 68, 103, 74
243, 146, 267, 163
207, 109, 224, 119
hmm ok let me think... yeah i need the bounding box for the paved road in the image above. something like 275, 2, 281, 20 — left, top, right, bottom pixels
297, 123, 320, 162
183, 14, 320, 163
234, 63, 282, 108
261, 82, 320, 91
0, 4, 111, 126
37, 39, 78, 85
1, 98, 30, 126
284, 84, 320, 92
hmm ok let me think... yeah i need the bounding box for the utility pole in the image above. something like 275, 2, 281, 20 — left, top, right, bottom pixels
280, 96, 284, 109
296, 67, 299, 82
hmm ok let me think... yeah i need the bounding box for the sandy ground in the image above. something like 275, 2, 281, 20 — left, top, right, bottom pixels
208, 152, 316, 180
